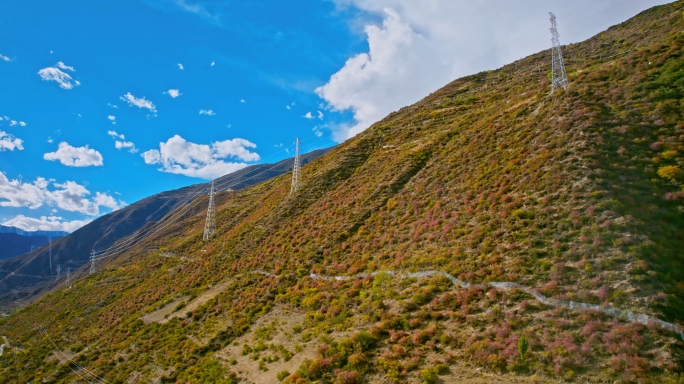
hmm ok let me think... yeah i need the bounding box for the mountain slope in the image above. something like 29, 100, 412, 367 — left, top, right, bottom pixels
1, 3, 684, 383
0, 233, 52, 261
0, 147, 331, 302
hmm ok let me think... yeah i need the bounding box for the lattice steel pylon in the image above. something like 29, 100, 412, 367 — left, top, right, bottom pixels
55, 264, 61, 281
89, 251, 95, 274
549, 12, 568, 92
66, 267, 71, 285
290, 138, 301, 196
202, 180, 217, 241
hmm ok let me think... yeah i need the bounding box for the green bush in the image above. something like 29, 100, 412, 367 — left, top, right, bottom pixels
352, 331, 377, 352
511, 209, 534, 220
276, 370, 290, 381
419, 368, 439, 384
657, 165, 684, 182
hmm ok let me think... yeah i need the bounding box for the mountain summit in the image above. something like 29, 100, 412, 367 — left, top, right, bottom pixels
1, 3, 683, 383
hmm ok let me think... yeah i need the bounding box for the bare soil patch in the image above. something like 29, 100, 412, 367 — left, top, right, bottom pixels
216, 304, 347, 383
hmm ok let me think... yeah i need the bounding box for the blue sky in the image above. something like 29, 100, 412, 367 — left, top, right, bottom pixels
0, 0, 670, 232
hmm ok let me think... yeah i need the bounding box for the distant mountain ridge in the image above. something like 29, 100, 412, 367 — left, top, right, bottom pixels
0, 226, 67, 262
0, 225, 68, 238
0, 147, 332, 298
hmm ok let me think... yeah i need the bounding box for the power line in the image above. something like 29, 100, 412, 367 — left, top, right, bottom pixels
89, 251, 95, 275
0, 133, 332, 282
202, 180, 217, 241
13, 302, 108, 383
290, 138, 301, 196
90, 135, 333, 261
91, 134, 333, 259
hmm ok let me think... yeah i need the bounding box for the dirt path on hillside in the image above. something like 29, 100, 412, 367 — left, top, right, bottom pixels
140, 296, 191, 324
161, 279, 234, 323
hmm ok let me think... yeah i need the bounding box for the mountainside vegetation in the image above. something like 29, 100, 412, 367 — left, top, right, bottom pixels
1, 3, 684, 383
0, 148, 330, 308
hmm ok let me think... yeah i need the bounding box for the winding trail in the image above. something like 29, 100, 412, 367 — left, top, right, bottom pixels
307, 270, 684, 341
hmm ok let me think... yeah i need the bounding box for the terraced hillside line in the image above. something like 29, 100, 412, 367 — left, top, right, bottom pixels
140, 296, 191, 324
309, 270, 684, 341
161, 278, 234, 323
141, 271, 274, 324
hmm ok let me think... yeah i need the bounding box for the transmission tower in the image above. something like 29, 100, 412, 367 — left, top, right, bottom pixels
549, 12, 568, 92
89, 251, 95, 274
55, 264, 61, 281
202, 180, 217, 241
66, 268, 71, 285
290, 138, 301, 196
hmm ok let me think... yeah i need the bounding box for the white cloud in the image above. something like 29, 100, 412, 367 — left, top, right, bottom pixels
107, 130, 138, 153
210, 60, 215, 66
2, 215, 92, 233
115, 140, 138, 153
178, 63, 184, 70
165, 89, 181, 98
94, 192, 121, 210
56, 61, 75, 72
316, 8, 449, 140
212, 138, 260, 161
0, 131, 24, 151
0, 173, 46, 208
286, 105, 291, 110
43, 142, 104, 167
38, 66, 81, 90
107, 103, 118, 109
199, 109, 215, 116
313, 126, 324, 137
0, 54, 11, 62
303, 110, 324, 120
107, 115, 116, 122
141, 149, 162, 164
170, 0, 219, 21
120, 92, 157, 113
19, 121, 26, 127
0, 172, 123, 215
107, 130, 124, 140
321, 0, 670, 141
240, 99, 246, 103
141, 135, 260, 179
49, 181, 99, 214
